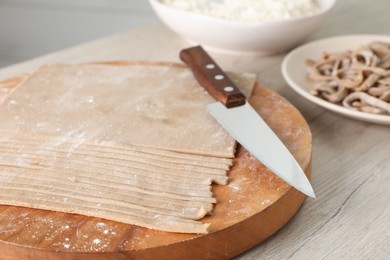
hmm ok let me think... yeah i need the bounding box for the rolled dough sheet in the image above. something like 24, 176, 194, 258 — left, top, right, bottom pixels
0, 63, 256, 158
0, 62, 257, 234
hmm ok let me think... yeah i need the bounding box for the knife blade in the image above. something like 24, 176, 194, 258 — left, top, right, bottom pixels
180, 46, 315, 198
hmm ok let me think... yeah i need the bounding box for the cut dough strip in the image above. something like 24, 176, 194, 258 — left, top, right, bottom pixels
0, 183, 208, 220
0, 165, 214, 212
0, 163, 217, 203
0, 146, 219, 187
0, 129, 234, 165
129, 144, 233, 164
0, 149, 228, 185
0, 195, 209, 234
0, 157, 213, 198
0, 141, 228, 175
0, 133, 232, 170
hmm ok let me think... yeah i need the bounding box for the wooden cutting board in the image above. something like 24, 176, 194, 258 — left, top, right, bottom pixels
0, 62, 312, 260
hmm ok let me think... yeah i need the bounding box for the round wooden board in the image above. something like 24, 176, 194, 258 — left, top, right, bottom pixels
0, 63, 312, 260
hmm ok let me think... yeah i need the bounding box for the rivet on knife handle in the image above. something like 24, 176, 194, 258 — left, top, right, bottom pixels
180, 46, 246, 108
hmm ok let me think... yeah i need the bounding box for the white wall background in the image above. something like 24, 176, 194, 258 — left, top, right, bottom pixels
0, 0, 158, 68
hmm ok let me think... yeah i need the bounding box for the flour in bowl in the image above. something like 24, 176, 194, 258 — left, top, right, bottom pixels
161, 0, 320, 22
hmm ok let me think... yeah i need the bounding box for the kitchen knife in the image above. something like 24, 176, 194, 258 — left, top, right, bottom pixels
180, 46, 315, 198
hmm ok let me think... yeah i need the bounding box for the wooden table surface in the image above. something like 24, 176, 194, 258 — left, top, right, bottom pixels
1, 0, 389, 259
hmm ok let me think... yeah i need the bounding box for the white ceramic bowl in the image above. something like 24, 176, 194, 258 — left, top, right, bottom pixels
149, 0, 335, 54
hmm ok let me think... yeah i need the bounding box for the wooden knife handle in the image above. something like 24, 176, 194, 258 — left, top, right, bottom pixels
180, 46, 246, 108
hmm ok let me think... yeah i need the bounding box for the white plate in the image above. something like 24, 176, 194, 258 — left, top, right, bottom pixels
282, 34, 390, 125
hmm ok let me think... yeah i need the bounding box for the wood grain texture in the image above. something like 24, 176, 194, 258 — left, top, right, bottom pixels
0, 71, 312, 259
0, 0, 389, 258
